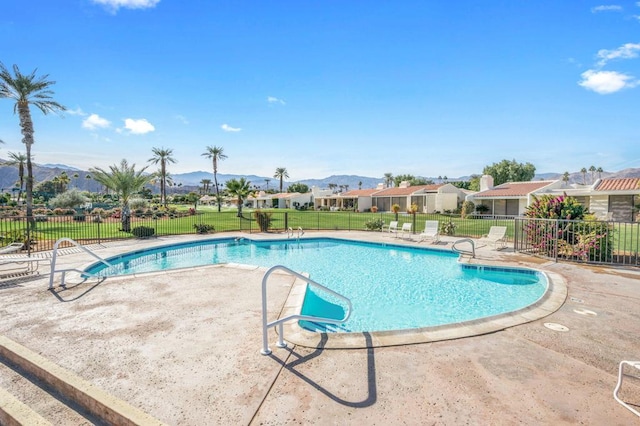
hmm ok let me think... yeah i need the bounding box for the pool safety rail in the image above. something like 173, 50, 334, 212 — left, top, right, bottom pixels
287, 226, 304, 239
48, 238, 113, 289
452, 238, 476, 258
261, 265, 352, 355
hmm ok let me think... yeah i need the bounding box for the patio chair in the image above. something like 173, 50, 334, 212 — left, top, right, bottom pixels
399, 222, 412, 239
382, 221, 399, 234
477, 226, 507, 250
418, 220, 440, 244
0, 242, 24, 255
614, 360, 640, 417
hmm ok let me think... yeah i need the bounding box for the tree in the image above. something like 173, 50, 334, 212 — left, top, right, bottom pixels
49, 188, 88, 209
482, 159, 536, 186
56, 171, 70, 193
274, 167, 289, 192
588, 165, 596, 184
225, 177, 251, 218
358, 181, 362, 190
562, 171, 570, 185
264, 178, 271, 190
200, 179, 212, 194
580, 167, 587, 185
89, 160, 151, 232
596, 167, 603, 179
148, 147, 176, 208
202, 145, 227, 212
383, 172, 393, 188
287, 182, 309, 193
72, 172, 79, 188
468, 174, 481, 192
6, 152, 27, 203
393, 174, 431, 187
0, 62, 66, 229
328, 183, 337, 193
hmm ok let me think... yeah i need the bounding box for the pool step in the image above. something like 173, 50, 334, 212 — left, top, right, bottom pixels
0, 335, 166, 426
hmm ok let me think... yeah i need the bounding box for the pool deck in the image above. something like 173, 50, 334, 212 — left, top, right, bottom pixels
1, 231, 639, 424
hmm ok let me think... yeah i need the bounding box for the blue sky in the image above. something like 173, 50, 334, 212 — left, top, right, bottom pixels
1, 1, 639, 182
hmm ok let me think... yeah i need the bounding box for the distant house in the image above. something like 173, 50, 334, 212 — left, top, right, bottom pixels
315, 188, 380, 212
467, 175, 640, 222
372, 181, 467, 213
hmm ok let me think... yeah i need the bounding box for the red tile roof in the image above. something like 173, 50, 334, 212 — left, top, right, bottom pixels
474, 181, 554, 198
373, 184, 444, 197
595, 178, 640, 191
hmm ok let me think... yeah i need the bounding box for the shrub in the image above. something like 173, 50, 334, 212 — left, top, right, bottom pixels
193, 223, 215, 234
461, 200, 475, 219
364, 218, 384, 231
475, 204, 489, 214
131, 226, 155, 238
440, 220, 456, 236
254, 210, 272, 232
370, 206, 378, 213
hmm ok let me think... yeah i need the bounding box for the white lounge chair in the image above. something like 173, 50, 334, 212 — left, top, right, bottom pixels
418, 220, 440, 243
382, 221, 399, 234
399, 223, 412, 239
0, 242, 24, 254
614, 360, 640, 417
478, 226, 507, 250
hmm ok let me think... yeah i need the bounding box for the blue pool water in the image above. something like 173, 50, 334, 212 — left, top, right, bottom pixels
86, 238, 547, 333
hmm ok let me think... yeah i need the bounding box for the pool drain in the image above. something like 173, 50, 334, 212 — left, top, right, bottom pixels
570, 297, 584, 303
573, 308, 597, 316
544, 322, 569, 332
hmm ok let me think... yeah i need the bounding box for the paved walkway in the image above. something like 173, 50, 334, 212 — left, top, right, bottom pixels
0, 232, 639, 424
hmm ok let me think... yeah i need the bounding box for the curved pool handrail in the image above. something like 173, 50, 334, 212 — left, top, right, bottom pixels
452, 238, 475, 258
261, 264, 352, 355
49, 237, 113, 289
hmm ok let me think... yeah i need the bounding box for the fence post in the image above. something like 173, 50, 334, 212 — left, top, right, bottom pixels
284, 212, 288, 231
554, 220, 559, 263
97, 216, 101, 245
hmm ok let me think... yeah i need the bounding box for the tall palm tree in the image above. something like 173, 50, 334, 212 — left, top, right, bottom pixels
562, 171, 570, 185
225, 177, 251, 218
72, 172, 79, 188
588, 165, 596, 184
57, 171, 70, 193
202, 146, 227, 212
5, 152, 27, 203
383, 172, 393, 188
597, 167, 603, 179
89, 159, 151, 232
358, 181, 362, 190
274, 167, 289, 193
580, 167, 587, 185
200, 179, 212, 194
148, 147, 176, 208
264, 178, 270, 191
0, 62, 66, 228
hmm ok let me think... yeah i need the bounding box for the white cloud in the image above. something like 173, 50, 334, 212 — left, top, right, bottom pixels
591, 5, 623, 13
267, 96, 286, 105
82, 114, 111, 130
91, 0, 159, 13
221, 124, 241, 132
596, 42, 640, 67
123, 118, 155, 134
67, 107, 87, 116
578, 70, 639, 94
175, 114, 189, 125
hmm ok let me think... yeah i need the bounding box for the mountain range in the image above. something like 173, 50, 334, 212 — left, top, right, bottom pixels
0, 159, 638, 193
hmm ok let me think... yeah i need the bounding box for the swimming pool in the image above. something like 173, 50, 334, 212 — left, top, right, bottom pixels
86, 237, 548, 333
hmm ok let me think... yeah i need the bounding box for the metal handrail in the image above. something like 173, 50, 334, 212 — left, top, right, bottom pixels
261, 264, 352, 355
287, 226, 304, 239
452, 238, 476, 258
49, 238, 113, 289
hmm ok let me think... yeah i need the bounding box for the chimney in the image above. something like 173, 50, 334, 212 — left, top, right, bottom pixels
376, 183, 385, 190
399, 181, 410, 188
480, 175, 494, 192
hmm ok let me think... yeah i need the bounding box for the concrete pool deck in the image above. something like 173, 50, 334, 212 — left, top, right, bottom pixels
0, 231, 639, 424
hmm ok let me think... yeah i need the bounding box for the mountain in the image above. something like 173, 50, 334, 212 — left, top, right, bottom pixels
0, 160, 638, 193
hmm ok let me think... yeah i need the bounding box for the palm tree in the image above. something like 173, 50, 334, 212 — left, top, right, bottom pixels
589, 165, 596, 184
264, 178, 270, 190
225, 177, 251, 218
580, 167, 587, 185
597, 167, 604, 179
89, 160, 151, 232
200, 179, 212, 194
0, 62, 66, 228
562, 171, 570, 185
72, 172, 79, 188
5, 152, 27, 203
57, 171, 70, 193
202, 146, 227, 212
148, 147, 176, 208
274, 167, 289, 192
383, 173, 393, 188
328, 183, 337, 193
358, 181, 362, 190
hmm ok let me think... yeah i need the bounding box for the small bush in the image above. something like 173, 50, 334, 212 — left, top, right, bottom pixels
461, 200, 475, 219
254, 210, 272, 232
131, 226, 155, 238
440, 220, 456, 236
370, 206, 378, 213
193, 223, 215, 234
364, 218, 384, 231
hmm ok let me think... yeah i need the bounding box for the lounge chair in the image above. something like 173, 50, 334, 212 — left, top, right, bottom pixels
382, 221, 399, 234
614, 360, 640, 417
0, 242, 24, 254
477, 226, 507, 250
399, 223, 412, 239
418, 220, 440, 243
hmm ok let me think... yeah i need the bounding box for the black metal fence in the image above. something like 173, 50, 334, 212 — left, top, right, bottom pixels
1, 211, 638, 267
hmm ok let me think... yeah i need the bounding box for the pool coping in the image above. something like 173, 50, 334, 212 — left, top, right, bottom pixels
280, 264, 567, 349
